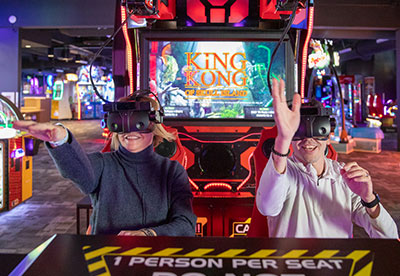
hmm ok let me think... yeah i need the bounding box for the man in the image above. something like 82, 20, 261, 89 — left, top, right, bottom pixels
256, 79, 398, 238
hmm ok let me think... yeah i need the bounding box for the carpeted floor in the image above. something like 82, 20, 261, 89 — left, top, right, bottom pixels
0, 120, 105, 254
0, 120, 399, 254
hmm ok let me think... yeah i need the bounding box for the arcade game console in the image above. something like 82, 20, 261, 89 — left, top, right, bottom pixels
93, 0, 312, 236
0, 95, 33, 212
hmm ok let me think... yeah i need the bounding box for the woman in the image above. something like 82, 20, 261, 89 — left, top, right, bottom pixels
13, 95, 197, 236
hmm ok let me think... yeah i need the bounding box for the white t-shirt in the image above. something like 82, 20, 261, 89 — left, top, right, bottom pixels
256, 155, 399, 239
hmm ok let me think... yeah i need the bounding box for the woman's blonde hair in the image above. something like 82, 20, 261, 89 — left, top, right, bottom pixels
110, 95, 176, 150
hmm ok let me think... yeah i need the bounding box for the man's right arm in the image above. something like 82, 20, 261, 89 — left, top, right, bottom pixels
256, 133, 292, 216
268, 78, 301, 173
256, 153, 291, 217
271, 135, 292, 174
256, 79, 300, 216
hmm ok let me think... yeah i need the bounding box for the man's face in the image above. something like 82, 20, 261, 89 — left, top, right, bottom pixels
291, 137, 328, 165
117, 131, 154, 153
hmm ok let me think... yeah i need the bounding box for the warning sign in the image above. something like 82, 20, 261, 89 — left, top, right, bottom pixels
83, 246, 374, 276
104, 255, 353, 275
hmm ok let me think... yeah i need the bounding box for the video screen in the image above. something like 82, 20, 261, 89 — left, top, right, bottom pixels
147, 40, 287, 120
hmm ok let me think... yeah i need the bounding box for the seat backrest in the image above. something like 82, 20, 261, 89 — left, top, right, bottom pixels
101, 134, 112, 153
246, 126, 277, 238
158, 126, 186, 166
246, 127, 337, 237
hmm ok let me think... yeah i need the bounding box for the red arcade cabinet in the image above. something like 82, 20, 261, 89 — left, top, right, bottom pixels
115, 0, 310, 236
0, 95, 33, 212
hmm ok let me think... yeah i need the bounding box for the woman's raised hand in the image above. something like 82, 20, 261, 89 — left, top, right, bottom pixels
12, 121, 67, 142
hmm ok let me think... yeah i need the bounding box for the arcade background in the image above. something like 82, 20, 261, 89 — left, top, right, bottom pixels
0, 0, 400, 255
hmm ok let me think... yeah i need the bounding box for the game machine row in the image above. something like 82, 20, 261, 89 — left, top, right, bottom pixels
0, 95, 34, 212
75, 65, 115, 119
110, 0, 314, 236
364, 76, 397, 130
307, 41, 388, 154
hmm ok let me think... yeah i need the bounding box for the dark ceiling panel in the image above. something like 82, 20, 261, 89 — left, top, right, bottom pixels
7, 0, 400, 73
0, 0, 114, 28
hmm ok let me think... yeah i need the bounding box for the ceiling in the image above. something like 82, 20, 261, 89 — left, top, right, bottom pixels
21, 28, 114, 75
19, 0, 400, 75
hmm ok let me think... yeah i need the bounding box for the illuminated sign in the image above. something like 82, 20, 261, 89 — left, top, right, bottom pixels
66, 73, 78, 82
195, 217, 208, 237
184, 50, 248, 100
46, 75, 54, 87
0, 143, 3, 209
308, 39, 331, 69
185, 0, 251, 25
52, 80, 64, 100
10, 148, 25, 159
0, 111, 17, 139
231, 218, 251, 237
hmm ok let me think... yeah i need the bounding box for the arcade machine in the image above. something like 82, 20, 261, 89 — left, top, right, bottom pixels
140, 31, 291, 237
50, 78, 74, 120
20, 75, 52, 123
382, 99, 397, 132
76, 65, 113, 119
307, 38, 356, 153
0, 95, 33, 212
114, 0, 311, 237
339, 75, 363, 126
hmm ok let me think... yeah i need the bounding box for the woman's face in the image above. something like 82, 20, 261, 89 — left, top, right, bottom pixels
117, 131, 154, 153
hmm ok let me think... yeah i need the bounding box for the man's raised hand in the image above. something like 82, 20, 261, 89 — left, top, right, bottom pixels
271, 78, 301, 141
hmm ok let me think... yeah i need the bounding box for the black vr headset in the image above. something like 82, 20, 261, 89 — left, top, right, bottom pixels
293, 99, 336, 141
102, 91, 164, 133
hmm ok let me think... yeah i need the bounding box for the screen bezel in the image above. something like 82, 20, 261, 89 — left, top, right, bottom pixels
139, 30, 294, 127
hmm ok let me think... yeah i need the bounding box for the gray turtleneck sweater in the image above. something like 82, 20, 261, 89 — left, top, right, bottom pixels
46, 131, 196, 236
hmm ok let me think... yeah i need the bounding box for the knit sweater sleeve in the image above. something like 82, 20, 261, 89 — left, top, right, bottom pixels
151, 162, 197, 236
46, 130, 104, 194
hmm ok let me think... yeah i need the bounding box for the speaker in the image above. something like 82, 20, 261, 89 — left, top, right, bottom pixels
198, 144, 236, 179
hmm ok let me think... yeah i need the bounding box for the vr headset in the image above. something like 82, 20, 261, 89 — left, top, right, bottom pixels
102, 92, 163, 133
293, 100, 336, 141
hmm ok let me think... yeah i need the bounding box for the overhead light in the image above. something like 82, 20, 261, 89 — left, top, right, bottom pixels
8, 15, 17, 24
55, 69, 64, 73
333, 51, 340, 67
48, 48, 54, 58
25, 45, 31, 48
376, 39, 389, 44
59, 48, 73, 61
75, 59, 88, 64
338, 47, 352, 54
